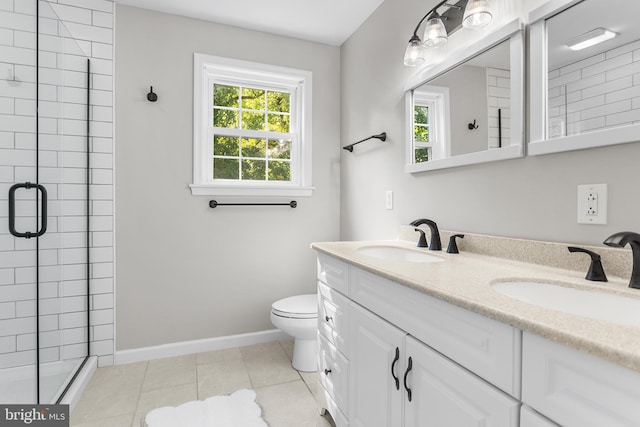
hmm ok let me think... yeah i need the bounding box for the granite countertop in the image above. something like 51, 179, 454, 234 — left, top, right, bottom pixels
311, 239, 640, 373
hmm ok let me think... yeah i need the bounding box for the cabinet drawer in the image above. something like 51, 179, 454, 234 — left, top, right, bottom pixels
318, 282, 349, 355
317, 253, 350, 295
319, 333, 349, 414
520, 406, 559, 427
522, 332, 640, 427
351, 266, 521, 398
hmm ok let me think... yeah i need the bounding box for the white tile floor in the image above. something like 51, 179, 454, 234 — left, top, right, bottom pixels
70, 339, 334, 427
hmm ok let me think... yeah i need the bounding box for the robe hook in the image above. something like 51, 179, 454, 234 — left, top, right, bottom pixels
147, 86, 158, 102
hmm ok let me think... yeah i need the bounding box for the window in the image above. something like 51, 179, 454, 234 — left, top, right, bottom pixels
191, 54, 313, 196
411, 86, 449, 163
413, 99, 434, 163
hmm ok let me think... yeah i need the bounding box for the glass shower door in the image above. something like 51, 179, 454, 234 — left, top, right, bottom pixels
0, 2, 39, 404
36, 0, 90, 404
0, 0, 89, 404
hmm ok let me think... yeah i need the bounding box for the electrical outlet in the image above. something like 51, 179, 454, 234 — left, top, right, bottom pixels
577, 184, 607, 224
586, 192, 598, 216
385, 190, 393, 210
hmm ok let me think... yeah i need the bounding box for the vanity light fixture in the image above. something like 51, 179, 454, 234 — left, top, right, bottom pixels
404, 35, 425, 67
567, 27, 617, 51
462, 0, 492, 29
423, 12, 448, 47
404, 0, 493, 67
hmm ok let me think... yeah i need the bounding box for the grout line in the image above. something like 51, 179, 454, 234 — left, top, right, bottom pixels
195, 355, 200, 400
130, 360, 149, 424
251, 377, 302, 392
299, 374, 315, 397
239, 346, 257, 391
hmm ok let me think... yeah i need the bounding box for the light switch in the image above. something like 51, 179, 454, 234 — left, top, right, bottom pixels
385, 191, 393, 210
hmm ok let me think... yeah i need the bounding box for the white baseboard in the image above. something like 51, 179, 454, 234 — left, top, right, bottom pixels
114, 329, 289, 365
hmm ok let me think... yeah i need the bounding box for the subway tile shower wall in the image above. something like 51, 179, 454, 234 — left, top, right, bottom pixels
487, 67, 511, 149
0, 0, 115, 368
548, 39, 640, 138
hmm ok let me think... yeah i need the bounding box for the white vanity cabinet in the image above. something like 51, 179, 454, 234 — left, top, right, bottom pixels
404, 335, 519, 426
522, 332, 640, 427
349, 296, 519, 427
317, 252, 520, 427
348, 303, 404, 427
350, 266, 522, 398
315, 250, 640, 427
316, 254, 351, 427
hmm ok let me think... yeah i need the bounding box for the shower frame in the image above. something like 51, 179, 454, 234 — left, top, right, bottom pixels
2, 0, 92, 404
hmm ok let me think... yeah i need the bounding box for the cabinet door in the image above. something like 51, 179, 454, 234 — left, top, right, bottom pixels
404, 336, 519, 427
351, 267, 521, 397
522, 332, 640, 427
349, 303, 404, 427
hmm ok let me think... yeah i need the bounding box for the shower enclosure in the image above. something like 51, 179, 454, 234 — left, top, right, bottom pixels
0, 0, 90, 404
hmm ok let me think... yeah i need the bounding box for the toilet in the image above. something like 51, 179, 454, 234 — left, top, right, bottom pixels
270, 294, 318, 372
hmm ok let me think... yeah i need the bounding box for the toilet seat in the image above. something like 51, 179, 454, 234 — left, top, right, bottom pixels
272, 294, 317, 319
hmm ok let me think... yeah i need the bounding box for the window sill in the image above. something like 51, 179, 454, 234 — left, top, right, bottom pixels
189, 184, 315, 197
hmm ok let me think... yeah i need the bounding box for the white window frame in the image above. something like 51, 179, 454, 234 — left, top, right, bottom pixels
408, 86, 450, 166
413, 97, 435, 162
191, 53, 313, 196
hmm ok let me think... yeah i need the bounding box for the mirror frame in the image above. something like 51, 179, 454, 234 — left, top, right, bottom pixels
404, 19, 525, 173
529, 0, 640, 156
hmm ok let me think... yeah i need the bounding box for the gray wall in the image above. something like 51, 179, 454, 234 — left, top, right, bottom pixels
340, 0, 640, 246
432, 65, 489, 156
115, 6, 340, 350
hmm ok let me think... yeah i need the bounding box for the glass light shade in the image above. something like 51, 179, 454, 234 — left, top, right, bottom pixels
404, 36, 425, 67
463, 0, 492, 29
423, 16, 448, 47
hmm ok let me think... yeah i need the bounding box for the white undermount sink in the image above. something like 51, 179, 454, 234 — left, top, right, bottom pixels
357, 245, 445, 263
492, 281, 640, 327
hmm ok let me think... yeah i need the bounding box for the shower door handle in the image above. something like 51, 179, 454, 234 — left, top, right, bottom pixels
8, 182, 48, 238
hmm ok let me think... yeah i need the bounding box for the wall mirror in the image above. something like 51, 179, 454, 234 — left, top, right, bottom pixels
529, 0, 640, 156
405, 19, 524, 173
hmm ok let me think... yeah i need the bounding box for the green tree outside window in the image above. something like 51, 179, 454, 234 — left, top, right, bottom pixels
414, 104, 431, 163
212, 83, 293, 181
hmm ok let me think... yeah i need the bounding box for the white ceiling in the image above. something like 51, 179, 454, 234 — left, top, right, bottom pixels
547, 0, 640, 69
115, 0, 385, 46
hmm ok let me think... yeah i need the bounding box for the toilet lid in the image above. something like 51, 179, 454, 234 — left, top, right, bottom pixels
272, 294, 317, 319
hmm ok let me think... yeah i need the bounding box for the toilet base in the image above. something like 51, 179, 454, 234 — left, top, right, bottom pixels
292, 338, 318, 372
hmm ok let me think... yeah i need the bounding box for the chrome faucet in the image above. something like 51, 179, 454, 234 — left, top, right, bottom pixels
410, 219, 441, 251
603, 231, 640, 289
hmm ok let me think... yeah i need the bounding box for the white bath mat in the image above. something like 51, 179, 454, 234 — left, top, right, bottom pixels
143, 389, 269, 427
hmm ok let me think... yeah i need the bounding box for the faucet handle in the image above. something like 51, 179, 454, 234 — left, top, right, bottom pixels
568, 246, 608, 282
414, 228, 428, 248
447, 234, 465, 254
